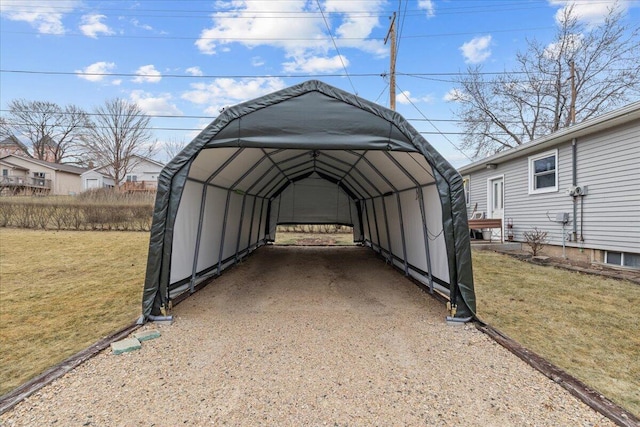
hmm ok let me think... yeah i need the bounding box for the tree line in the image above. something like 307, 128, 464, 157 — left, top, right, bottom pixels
449, 3, 640, 157
0, 98, 156, 186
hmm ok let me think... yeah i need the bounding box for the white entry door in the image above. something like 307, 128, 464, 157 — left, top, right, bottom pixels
488, 176, 504, 240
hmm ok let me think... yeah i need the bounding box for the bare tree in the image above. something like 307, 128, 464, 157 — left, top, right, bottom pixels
81, 98, 156, 186
2, 99, 91, 163
162, 137, 188, 162
451, 3, 640, 157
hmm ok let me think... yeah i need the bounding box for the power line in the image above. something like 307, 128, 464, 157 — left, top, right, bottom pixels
0, 25, 557, 42
315, 0, 357, 95
394, 81, 473, 161
0, 108, 561, 126
3, 68, 636, 85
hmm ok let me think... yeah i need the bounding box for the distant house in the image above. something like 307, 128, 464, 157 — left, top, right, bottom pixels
458, 101, 640, 269
81, 155, 164, 192
0, 155, 87, 196
0, 136, 29, 158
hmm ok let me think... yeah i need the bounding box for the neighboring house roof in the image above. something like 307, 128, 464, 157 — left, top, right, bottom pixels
0, 136, 29, 153
82, 155, 165, 177
459, 101, 640, 174
0, 155, 88, 175
0, 159, 29, 171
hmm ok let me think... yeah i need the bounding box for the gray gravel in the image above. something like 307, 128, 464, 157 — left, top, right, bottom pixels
1, 246, 615, 426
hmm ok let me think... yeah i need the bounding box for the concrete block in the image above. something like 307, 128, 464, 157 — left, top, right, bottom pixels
134, 330, 161, 342
111, 337, 141, 355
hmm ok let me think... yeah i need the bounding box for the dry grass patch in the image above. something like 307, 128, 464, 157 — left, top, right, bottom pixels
473, 249, 640, 417
0, 229, 149, 396
275, 232, 355, 246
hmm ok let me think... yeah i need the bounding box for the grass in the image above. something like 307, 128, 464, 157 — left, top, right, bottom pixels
275, 231, 356, 246
0, 228, 148, 396
473, 249, 640, 417
1, 229, 638, 418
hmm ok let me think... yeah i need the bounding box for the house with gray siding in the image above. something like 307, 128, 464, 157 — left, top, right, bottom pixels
458, 101, 640, 269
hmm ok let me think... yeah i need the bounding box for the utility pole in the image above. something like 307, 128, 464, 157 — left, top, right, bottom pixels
384, 12, 397, 110
569, 60, 576, 125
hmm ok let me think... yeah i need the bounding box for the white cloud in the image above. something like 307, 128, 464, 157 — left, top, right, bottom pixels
79, 14, 114, 38
283, 54, 348, 73
131, 18, 153, 31
251, 56, 265, 67
185, 66, 203, 76
194, 0, 387, 72
182, 78, 287, 113
397, 90, 433, 105
548, 0, 628, 25
0, 0, 81, 34
75, 61, 116, 82
544, 33, 582, 59
443, 88, 468, 102
460, 35, 492, 64
133, 65, 162, 83
418, 0, 435, 17
129, 90, 183, 116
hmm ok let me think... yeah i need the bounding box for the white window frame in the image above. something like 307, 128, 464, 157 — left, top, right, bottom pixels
528, 149, 558, 194
606, 251, 640, 269
462, 176, 470, 206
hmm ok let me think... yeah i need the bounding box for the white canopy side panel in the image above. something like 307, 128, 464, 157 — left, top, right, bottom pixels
237, 195, 255, 253
384, 194, 403, 263
188, 147, 239, 182
268, 198, 279, 240
363, 199, 377, 246
221, 191, 244, 261
276, 177, 353, 224
247, 197, 263, 246
350, 199, 361, 241
423, 184, 450, 284
170, 180, 203, 284
258, 198, 269, 242
195, 185, 227, 273
373, 197, 389, 253
399, 190, 428, 270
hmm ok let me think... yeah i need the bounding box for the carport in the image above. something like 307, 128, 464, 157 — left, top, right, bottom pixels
141, 80, 475, 322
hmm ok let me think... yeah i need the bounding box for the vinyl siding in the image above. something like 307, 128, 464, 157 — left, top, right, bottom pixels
463, 120, 639, 254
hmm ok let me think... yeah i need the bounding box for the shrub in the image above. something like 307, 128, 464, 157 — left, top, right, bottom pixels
523, 227, 548, 256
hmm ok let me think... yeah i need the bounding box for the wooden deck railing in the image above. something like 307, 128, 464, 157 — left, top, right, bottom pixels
120, 181, 157, 192
0, 175, 52, 189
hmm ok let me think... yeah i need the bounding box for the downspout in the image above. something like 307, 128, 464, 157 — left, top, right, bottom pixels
572, 138, 578, 242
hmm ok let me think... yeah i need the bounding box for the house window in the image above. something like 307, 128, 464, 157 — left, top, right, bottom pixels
605, 251, 640, 269
126, 175, 137, 182
462, 176, 470, 205
2, 169, 7, 177
33, 172, 45, 178
529, 149, 558, 194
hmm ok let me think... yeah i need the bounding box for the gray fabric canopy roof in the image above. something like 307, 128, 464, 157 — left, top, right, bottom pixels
142, 80, 475, 321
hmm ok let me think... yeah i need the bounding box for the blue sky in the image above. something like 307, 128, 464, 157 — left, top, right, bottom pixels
1, 0, 638, 166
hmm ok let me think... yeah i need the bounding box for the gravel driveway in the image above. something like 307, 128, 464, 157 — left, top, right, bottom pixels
1, 246, 615, 426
